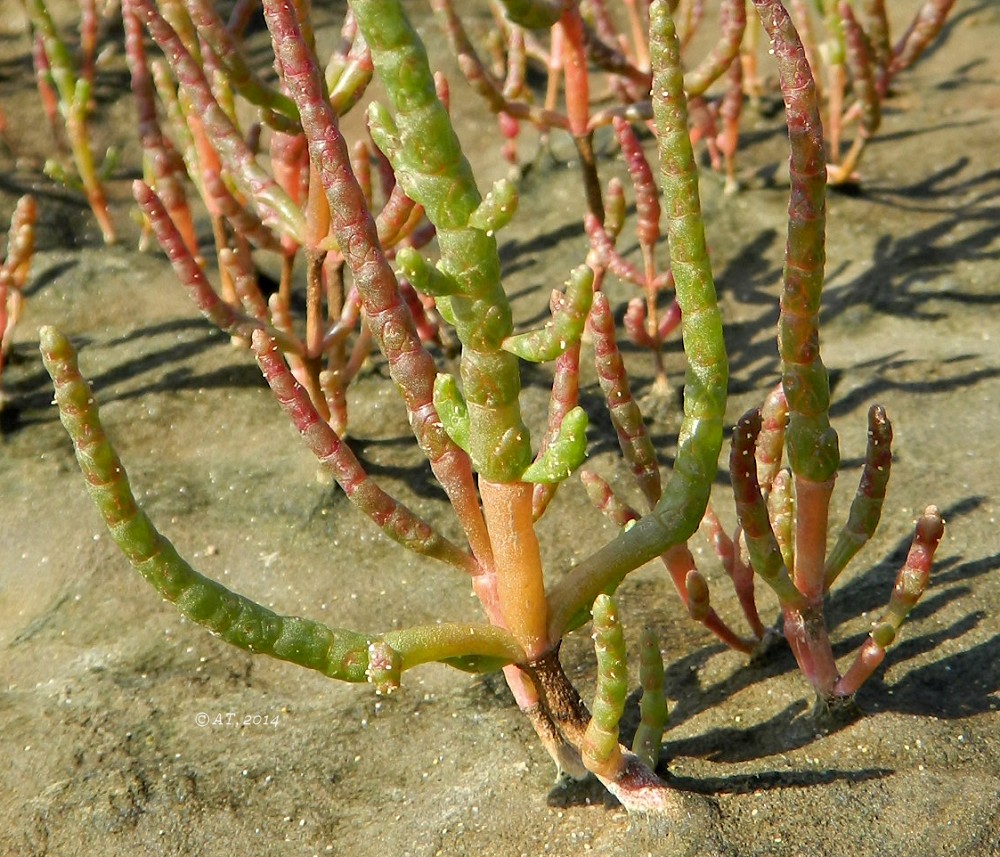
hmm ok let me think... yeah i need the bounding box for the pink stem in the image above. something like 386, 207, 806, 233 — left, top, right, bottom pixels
262, 0, 492, 571
252, 330, 475, 573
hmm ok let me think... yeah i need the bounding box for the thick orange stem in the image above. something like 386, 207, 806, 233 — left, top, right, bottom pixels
479, 479, 550, 659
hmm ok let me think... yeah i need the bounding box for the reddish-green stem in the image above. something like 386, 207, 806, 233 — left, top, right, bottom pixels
252, 330, 474, 573
834, 507, 944, 697
825, 404, 893, 587
590, 291, 661, 506
262, 0, 492, 568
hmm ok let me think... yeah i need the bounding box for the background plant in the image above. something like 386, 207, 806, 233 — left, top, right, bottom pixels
21, 0, 118, 243
430, 0, 959, 410
123, 0, 456, 437
787, 0, 958, 184
0, 195, 37, 410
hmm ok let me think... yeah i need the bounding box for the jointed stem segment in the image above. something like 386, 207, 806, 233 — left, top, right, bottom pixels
825, 404, 893, 587
632, 628, 667, 772
755, 0, 840, 487
547, 0, 728, 638
834, 506, 944, 697
40, 326, 372, 681
582, 595, 628, 779
40, 326, 523, 681
353, 0, 533, 483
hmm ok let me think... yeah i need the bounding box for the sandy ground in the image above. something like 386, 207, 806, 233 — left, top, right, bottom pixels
1, 2, 998, 856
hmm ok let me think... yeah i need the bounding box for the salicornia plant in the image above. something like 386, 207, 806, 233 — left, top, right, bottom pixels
41, 0, 943, 814
440, 0, 957, 190
725, 0, 945, 710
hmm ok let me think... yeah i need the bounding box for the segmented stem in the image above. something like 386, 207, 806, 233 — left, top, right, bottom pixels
547, 1, 728, 638
502, 265, 593, 363
613, 117, 660, 250
581, 594, 627, 779
382, 623, 524, 675
590, 291, 661, 507
521, 407, 588, 484
581, 469, 639, 529
840, 1, 880, 141
631, 628, 667, 772
755, 383, 788, 494
889, 0, 957, 81
27, 0, 115, 243
352, 0, 533, 482
684, 0, 747, 97
532, 342, 582, 519
124, 7, 196, 255
203, 170, 282, 252
1, 195, 37, 288
768, 469, 796, 573
859, 0, 891, 77
730, 410, 803, 607
833, 506, 944, 698
753, 0, 839, 485
825, 404, 893, 587
1, 196, 37, 385
42, 327, 521, 682
40, 326, 373, 681
432, 0, 569, 133
585, 213, 644, 287
829, 0, 881, 183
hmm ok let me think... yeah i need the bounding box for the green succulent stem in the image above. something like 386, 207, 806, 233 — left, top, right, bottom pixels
40, 326, 520, 684
384, 624, 525, 675
547, 1, 728, 639
581, 595, 628, 779
353, 0, 532, 482
531, 342, 582, 519
433, 373, 471, 453
502, 265, 593, 364
632, 629, 667, 772
38, 326, 363, 682
521, 407, 588, 484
